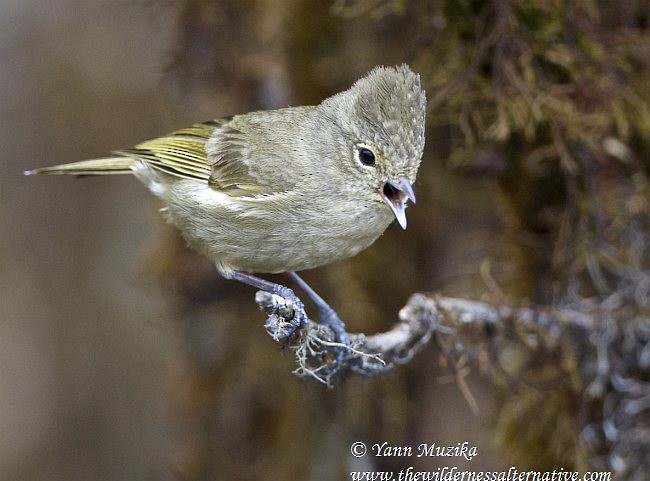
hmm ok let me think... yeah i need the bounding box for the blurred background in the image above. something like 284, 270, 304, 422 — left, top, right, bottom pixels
2, 1, 649, 480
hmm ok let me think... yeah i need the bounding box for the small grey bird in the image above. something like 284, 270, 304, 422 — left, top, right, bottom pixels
26, 64, 427, 353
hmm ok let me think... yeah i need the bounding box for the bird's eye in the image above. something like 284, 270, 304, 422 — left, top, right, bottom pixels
358, 147, 376, 166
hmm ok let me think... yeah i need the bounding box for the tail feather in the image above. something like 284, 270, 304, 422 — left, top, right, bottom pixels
24, 156, 134, 176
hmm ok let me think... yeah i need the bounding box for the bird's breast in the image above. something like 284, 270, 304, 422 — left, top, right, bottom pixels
164, 180, 393, 274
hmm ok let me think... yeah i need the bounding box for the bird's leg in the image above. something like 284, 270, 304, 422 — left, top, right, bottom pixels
287, 272, 350, 347
228, 271, 307, 339
229, 270, 350, 373
287, 272, 350, 371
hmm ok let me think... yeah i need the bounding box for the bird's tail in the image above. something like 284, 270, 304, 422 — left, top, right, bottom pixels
24, 156, 134, 176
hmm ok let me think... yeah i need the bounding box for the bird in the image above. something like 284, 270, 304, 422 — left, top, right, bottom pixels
25, 64, 427, 355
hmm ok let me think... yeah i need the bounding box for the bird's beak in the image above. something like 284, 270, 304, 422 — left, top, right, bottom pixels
379, 176, 416, 230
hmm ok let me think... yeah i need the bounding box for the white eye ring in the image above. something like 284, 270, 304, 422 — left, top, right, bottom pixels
356, 144, 376, 166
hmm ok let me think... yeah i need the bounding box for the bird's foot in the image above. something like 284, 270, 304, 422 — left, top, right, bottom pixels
286, 272, 351, 372
256, 286, 307, 341
229, 271, 307, 340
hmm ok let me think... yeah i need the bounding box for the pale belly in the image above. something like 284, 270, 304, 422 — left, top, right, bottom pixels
162, 180, 395, 276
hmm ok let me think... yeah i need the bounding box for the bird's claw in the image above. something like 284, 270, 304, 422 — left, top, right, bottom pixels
256, 288, 307, 341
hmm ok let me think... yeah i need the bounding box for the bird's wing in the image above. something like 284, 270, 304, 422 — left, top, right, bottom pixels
121, 118, 275, 197
205, 123, 278, 196
119, 120, 223, 182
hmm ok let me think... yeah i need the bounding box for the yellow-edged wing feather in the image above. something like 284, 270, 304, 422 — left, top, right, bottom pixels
26, 121, 220, 181
26, 118, 276, 198
121, 122, 218, 181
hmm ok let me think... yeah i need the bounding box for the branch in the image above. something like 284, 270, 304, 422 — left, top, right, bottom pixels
254, 291, 440, 386
254, 290, 597, 389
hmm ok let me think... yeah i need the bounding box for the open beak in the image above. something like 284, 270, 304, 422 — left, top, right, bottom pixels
379, 176, 416, 230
